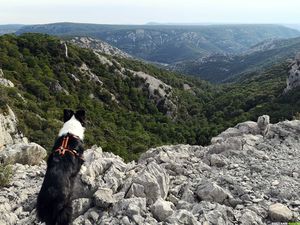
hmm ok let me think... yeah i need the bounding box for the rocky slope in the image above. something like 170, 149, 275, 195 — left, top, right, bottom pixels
69, 37, 132, 58
1, 115, 300, 225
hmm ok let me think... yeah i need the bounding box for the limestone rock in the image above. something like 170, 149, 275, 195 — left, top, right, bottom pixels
209, 154, 228, 167
125, 161, 169, 205
0, 77, 14, 87
151, 198, 174, 221
239, 209, 264, 225
72, 198, 92, 219
0, 143, 46, 165
268, 203, 293, 222
49, 80, 69, 95
166, 210, 200, 225
112, 197, 147, 218
94, 188, 116, 208
1, 115, 300, 224
0, 69, 14, 87
79, 63, 103, 85
284, 54, 300, 93
0, 106, 28, 148
196, 180, 232, 204
257, 115, 270, 136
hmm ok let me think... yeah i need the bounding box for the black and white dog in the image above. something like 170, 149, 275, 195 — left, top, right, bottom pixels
37, 109, 86, 225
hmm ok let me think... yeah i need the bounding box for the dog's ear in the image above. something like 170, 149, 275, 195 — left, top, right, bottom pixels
63, 109, 74, 122
75, 109, 85, 126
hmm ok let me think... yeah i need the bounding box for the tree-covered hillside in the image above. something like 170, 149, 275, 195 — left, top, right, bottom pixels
173, 37, 300, 83
0, 33, 299, 161
16, 23, 300, 64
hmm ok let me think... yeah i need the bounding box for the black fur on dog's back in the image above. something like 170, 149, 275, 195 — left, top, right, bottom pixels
37, 134, 84, 225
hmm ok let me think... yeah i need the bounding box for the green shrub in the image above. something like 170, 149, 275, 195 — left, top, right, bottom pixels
293, 112, 300, 120
0, 164, 13, 187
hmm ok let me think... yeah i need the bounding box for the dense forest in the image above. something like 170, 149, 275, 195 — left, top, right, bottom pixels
172, 37, 300, 83
0, 33, 299, 161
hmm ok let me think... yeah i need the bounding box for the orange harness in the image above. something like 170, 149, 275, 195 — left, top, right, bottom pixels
55, 135, 84, 160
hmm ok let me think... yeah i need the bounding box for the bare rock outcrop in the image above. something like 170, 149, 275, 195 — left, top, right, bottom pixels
0, 69, 14, 88
0, 105, 28, 148
1, 115, 300, 224
284, 53, 300, 93
79, 63, 103, 86
69, 37, 132, 58
0, 107, 46, 165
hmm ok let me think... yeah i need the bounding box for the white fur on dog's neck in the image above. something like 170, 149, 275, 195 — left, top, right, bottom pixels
58, 115, 85, 140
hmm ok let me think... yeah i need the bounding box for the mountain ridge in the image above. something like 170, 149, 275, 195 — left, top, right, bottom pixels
15, 23, 300, 64
173, 37, 300, 83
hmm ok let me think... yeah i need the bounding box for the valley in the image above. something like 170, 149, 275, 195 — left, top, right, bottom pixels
0, 32, 300, 161
172, 37, 300, 83
11, 22, 300, 83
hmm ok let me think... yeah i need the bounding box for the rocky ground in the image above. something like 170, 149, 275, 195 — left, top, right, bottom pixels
0, 115, 300, 225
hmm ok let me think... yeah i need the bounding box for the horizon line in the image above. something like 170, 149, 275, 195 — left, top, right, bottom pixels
1, 21, 300, 26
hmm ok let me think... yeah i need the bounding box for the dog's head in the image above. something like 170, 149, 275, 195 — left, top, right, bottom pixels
58, 109, 86, 140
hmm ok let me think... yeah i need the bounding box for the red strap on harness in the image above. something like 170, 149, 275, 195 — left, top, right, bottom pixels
55, 135, 84, 160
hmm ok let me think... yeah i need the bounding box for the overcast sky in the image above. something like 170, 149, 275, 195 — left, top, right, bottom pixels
0, 0, 299, 25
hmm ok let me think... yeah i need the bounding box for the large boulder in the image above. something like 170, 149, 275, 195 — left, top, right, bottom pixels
77, 145, 127, 196
268, 203, 293, 222
125, 161, 169, 205
0, 143, 46, 165
151, 198, 174, 221
257, 115, 270, 136
196, 180, 232, 204
93, 188, 116, 208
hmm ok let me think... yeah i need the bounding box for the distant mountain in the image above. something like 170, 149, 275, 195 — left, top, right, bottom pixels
16, 23, 300, 64
173, 37, 300, 83
0, 24, 24, 35
284, 24, 300, 31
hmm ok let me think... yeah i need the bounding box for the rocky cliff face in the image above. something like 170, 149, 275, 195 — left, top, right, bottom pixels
1, 115, 300, 224
0, 105, 28, 148
0, 105, 46, 165
284, 53, 300, 93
